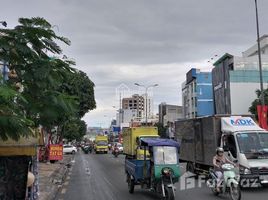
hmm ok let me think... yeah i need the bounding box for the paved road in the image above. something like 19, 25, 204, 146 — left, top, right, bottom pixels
56, 151, 268, 200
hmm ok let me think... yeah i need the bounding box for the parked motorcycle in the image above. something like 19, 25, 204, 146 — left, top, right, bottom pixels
206, 163, 241, 200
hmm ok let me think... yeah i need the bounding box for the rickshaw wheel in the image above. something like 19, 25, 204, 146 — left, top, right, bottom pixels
127, 174, 135, 194
162, 187, 174, 200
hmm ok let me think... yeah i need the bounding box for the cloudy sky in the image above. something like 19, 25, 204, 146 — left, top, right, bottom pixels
3, 0, 268, 127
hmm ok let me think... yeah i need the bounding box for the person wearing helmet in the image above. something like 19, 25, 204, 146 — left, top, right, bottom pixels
213, 147, 235, 192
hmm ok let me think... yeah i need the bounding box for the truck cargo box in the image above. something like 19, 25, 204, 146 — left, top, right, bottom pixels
175, 116, 222, 166
123, 127, 158, 156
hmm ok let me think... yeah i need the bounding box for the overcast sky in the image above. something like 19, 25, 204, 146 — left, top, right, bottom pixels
3, 0, 268, 127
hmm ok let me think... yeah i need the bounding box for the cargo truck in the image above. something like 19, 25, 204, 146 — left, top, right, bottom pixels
123, 127, 159, 159
176, 115, 268, 187
95, 135, 108, 154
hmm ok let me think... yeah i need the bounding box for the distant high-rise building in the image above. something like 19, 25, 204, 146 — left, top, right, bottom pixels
122, 94, 144, 119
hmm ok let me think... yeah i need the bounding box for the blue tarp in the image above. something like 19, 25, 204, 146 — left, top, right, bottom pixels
140, 138, 180, 149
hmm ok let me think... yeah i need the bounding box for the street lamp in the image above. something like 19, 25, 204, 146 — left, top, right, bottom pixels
134, 83, 158, 124
254, 0, 265, 107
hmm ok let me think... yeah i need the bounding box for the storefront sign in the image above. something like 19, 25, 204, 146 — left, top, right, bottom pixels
49, 144, 63, 160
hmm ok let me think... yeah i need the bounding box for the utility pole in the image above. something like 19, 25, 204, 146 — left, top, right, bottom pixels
254, 0, 265, 106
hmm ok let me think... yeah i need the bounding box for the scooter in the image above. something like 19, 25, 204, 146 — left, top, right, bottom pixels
113, 147, 119, 158
206, 163, 241, 200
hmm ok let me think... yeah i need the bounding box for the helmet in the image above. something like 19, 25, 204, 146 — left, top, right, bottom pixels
216, 147, 224, 155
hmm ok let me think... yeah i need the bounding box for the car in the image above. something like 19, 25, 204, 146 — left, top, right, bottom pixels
63, 145, 77, 154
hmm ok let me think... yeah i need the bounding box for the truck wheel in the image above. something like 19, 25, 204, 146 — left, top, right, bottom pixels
127, 174, 135, 194
162, 186, 174, 200
186, 162, 195, 173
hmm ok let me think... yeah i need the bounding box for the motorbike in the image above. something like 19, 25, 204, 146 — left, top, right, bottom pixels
206, 163, 241, 200
113, 147, 119, 157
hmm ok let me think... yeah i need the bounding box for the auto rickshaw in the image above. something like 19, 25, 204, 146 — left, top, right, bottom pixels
125, 138, 180, 200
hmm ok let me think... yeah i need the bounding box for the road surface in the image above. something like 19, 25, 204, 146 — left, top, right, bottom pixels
56, 151, 268, 200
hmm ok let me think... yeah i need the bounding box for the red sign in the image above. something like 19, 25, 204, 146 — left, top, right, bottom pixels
257, 105, 268, 130
49, 144, 63, 160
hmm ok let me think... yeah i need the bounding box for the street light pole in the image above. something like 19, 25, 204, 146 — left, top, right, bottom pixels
134, 83, 158, 125
254, 0, 265, 106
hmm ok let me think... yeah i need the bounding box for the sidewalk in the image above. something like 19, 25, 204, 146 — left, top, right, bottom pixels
39, 155, 73, 200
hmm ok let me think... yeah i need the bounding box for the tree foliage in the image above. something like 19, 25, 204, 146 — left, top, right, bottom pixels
249, 89, 268, 120
154, 122, 167, 138
63, 118, 87, 142
60, 70, 96, 118
0, 17, 96, 141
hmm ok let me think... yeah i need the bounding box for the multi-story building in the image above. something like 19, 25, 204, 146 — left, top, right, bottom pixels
182, 68, 214, 118
158, 103, 183, 126
122, 94, 144, 119
212, 35, 268, 115
141, 94, 154, 120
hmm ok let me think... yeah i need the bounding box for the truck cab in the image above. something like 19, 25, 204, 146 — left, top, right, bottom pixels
95, 135, 108, 154
220, 117, 268, 186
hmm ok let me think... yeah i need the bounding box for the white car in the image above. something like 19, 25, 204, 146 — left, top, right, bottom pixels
63, 145, 77, 154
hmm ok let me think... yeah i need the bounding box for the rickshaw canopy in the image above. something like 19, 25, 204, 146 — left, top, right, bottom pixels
140, 138, 180, 149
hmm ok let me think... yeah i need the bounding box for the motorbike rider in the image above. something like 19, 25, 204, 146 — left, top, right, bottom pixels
113, 143, 118, 154
213, 147, 236, 192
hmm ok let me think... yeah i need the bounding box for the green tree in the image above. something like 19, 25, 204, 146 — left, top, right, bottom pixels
0, 17, 95, 140
60, 70, 96, 118
0, 82, 33, 140
249, 89, 268, 120
155, 122, 167, 138
63, 118, 87, 142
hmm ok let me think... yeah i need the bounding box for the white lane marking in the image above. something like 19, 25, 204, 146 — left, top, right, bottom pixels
103, 177, 113, 187
85, 167, 91, 176
64, 181, 69, 186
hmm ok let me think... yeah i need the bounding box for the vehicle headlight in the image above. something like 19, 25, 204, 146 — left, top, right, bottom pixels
240, 166, 251, 174
244, 168, 251, 174
162, 168, 172, 176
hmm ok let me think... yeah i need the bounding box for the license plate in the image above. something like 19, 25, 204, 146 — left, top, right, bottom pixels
260, 175, 268, 180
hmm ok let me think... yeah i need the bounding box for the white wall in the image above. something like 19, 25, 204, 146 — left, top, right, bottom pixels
230, 82, 260, 114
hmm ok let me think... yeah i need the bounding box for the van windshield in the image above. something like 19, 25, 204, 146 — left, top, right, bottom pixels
97, 141, 108, 146
153, 146, 178, 165
236, 132, 268, 159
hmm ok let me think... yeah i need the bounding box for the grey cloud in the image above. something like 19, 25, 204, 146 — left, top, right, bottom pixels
3, 0, 268, 126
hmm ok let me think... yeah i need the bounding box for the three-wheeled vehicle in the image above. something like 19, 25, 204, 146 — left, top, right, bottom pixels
125, 138, 180, 200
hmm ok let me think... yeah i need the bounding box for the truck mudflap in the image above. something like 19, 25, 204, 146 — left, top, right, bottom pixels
125, 159, 150, 181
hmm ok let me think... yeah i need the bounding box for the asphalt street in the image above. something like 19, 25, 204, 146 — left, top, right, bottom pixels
56, 151, 268, 200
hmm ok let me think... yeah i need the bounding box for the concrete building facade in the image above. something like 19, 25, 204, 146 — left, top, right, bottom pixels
159, 102, 183, 126
182, 68, 214, 118
212, 35, 268, 115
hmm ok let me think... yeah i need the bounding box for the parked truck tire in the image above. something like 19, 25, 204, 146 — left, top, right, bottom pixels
186, 162, 195, 174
